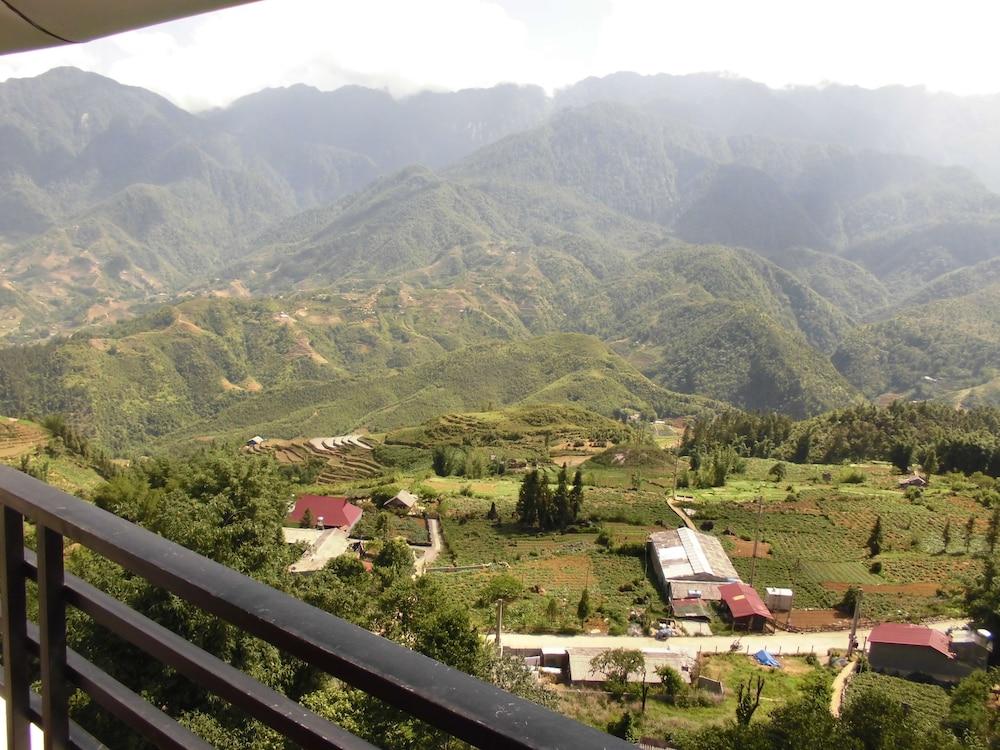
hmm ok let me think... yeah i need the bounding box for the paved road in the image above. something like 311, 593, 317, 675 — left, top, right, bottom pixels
499, 619, 968, 659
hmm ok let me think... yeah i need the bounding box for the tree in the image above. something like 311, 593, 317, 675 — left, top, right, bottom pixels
838, 585, 863, 615
606, 710, 639, 742
736, 674, 765, 726
942, 518, 953, 553
889, 441, 914, 474
966, 515, 976, 553
373, 538, 414, 579
769, 462, 787, 483
486, 501, 498, 521
535, 471, 554, 530
577, 587, 591, 621
986, 505, 1000, 555
866, 516, 883, 557
373, 512, 390, 541
943, 669, 995, 743
553, 464, 571, 529
590, 648, 644, 699
300, 508, 314, 529
570, 468, 584, 521
656, 664, 685, 703
841, 686, 921, 750
515, 470, 539, 526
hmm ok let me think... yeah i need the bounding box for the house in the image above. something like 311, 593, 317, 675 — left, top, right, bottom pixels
899, 474, 928, 489
384, 489, 419, 511
246, 435, 264, 447
647, 528, 741, 601
719, 582, 774, 632
287, 495, 362, 534
566, 648, 694, 686
867, 623, 992, 684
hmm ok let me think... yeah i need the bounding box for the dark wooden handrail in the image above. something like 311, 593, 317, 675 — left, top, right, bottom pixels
0, 466, 631, 749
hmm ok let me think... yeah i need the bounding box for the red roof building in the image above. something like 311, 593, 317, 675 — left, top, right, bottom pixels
287, 495, 362, 533
719, 582, 773, 631
869, 623, 951, 656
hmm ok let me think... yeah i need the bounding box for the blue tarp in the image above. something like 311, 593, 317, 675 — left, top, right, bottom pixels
754, 649, 781, 668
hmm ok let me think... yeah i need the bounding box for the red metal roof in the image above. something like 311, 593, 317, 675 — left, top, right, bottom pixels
868, 623, 952, 657
719, 582, 773, 620
288, 495, 362, 531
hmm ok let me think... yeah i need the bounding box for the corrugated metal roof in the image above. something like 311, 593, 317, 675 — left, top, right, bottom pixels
720, 582, 773, 620
567, 648, 693, 684
649, 528, 740, 583
869, 623, 952, 657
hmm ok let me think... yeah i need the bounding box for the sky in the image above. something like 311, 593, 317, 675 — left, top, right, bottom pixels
0, 0, 998, 111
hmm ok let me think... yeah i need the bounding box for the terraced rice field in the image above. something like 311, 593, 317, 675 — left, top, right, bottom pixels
245, 434, 385, 483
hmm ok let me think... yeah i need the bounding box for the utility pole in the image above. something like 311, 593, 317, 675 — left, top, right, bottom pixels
847, 590, 863, 657
495, 598, 504, 655
749, 495, 764, 587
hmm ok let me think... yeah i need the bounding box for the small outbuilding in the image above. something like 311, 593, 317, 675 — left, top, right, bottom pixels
719, 582, 774, 632
246, 435, 264, 446
384, 489, 419, 511
899, 474, 928, 489
765, 587, 793, 612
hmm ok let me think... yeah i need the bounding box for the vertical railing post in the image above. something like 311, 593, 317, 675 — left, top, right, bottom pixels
38, 527, 69, 750
0, 507, 30, 749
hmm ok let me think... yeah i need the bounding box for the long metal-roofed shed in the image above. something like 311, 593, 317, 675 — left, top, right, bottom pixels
648, 528, 741, 601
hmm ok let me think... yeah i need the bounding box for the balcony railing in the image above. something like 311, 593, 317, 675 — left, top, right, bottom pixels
0, 466, 632, 749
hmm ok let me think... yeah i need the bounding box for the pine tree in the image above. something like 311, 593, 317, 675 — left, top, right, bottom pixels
577, 587, 591, 621
966, 515, 976, 552
987, 505, 1000, 555
300, 508, 314, 529
867, 516, 883, 557
554, 463, 570, 529
536, 471, 554, 530
570, 468, 584, 522
942, 518, 952, 553
516, 470, 539, 526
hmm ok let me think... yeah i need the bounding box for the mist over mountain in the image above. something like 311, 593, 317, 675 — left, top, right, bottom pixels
0, 66, 998, 448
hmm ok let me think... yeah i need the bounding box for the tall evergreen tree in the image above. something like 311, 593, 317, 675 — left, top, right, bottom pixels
570, 468, 584, 521
867, 516, 884, 557
554, 463, 571, 529
536, 471, 554, 530
515, 470, 539, 526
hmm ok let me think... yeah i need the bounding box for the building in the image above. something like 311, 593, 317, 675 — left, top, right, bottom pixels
647, 528, 741, 601
246, 435, 264, 446
867, 623, 992, 684
719, 582, 774, 632
899, 475, 928, 489
566, 648, 694, 686
287, 495, 362, 534
384, 489, 419, 511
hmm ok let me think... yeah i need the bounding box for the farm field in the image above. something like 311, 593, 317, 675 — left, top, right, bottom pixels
558, 653, 828, 740
844, 671, 950, 729
428, 450, 990, 631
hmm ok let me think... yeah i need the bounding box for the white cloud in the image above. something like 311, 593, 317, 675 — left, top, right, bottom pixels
1, 0, 999, 109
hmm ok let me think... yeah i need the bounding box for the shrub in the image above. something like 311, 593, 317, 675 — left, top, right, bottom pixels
870, 561, 883, 574
699, 520, 715, 532
838, 470, 866, 484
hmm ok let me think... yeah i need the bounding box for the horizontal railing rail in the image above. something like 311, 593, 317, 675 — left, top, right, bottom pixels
0, 466, 632, 749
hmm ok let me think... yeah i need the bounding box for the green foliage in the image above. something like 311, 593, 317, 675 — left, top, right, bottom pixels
589, 648, 645, 699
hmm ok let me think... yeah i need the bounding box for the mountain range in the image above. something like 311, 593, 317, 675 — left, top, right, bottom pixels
0, 66, 998, 451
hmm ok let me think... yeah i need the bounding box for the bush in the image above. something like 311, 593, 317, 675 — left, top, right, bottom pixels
838, 470, 866, 484
805, 652, 819, 666
870, 561, 883, 574
699, 520, 715, 532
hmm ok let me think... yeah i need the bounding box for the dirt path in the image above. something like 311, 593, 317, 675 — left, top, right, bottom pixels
667, 495, 696, 530
416, 518, 442, 575
830, 659, 857, 717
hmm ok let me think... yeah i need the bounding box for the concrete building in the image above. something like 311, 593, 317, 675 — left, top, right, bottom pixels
647, 528, 740, 601
765, 587, 794, 612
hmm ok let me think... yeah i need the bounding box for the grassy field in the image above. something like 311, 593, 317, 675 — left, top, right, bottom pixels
557, 653, 829, 740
